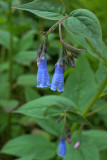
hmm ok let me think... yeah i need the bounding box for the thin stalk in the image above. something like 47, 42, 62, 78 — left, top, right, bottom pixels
43, 16, 68, 42
83, 75, 107, 115
71, 75, 107, 132
58, 19, 84, 53
60, 44, 63, 58
8, 0, 13, 98
85, 103, 107, 117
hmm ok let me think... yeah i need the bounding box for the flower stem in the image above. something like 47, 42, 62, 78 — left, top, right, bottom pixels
60, 44, 63, 58
58, 18, 84, 53
43, 16, 68, 42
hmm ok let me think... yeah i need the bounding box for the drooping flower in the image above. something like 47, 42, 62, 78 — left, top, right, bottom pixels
51, 60, 64, 92
74, 141, 80, 149
37, 55, 50, 88
58, 136, 66, 158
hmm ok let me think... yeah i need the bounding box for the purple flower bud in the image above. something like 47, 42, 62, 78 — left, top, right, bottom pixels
66, 128, 72, 144
51, 62, 64, 92
67, 137, 72, 144
37, 56, 50, 88
70, 58, 75, 68
58, 136, 66, 158
74, 141, 80, 149
56, 118, 61, 124
37, 46, 42, 67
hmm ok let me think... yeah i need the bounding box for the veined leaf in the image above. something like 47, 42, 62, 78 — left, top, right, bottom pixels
15, 95, 90, 125
82, 130, 107, 151
64, 9, 102, 55
63, 55, 97, 111
15, 95, 74, 118
1, 135, 56, 159
14, 0, 65, 20
65, 142, 99, 160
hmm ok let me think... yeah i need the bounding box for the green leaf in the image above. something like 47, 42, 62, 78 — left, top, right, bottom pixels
14, 51, 36, 66
64, 9, 102, 55
15, 95, 89, 125
0, 30, 10, 48
16, 30, 37, 52
92, 100, 107, 116
0, 99, 19, 112
0, 62, 9, 73
65, 129, 107, 159
1, 135, 56, 159
15, 155, 34, 160
16, 74, 36, 87
96, 62, 107, 92
0, 82, 9, 99
14, 0, 65, 20
15, 95, 74, 118
24, 87, 40, 102
82, 130, 107, 151
64, 28, 98, 58
102, 42, 107, 60
63, 55, 97, 111
0, 30, 18, 49
65, 143, 99, 160
35, 118, 64, 136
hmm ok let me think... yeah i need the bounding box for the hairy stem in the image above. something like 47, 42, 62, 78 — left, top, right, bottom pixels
58, 19, 84, 53
43, 16, 68, 42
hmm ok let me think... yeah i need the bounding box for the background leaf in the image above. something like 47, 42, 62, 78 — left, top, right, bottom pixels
1, 135, 56, 160
82, 130, 107, 151
14, 0, 65, 20
65, 143, 99, 160
14, 50, 36, 66
16, 74, 36, 87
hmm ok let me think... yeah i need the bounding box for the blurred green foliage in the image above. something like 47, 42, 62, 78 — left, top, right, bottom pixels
0, 0, 107, 160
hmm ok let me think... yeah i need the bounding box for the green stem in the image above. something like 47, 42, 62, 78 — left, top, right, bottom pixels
86, 103, 107, 117
60, 44, 63, 58
0, 46, 5, 63
43, 16, 68, 42
8, 0, 13, 98
83, 75, 107, 115
71, 75, 107, 132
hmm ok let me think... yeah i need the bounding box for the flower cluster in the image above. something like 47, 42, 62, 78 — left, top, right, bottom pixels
36, 41, 80, 92
37, 43, 65, 92
56, 114, 81, 158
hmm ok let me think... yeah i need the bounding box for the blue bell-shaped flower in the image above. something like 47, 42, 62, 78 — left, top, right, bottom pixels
58, 136, 66, 157
51, 60, 64, 92
37, 55, 50, 88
